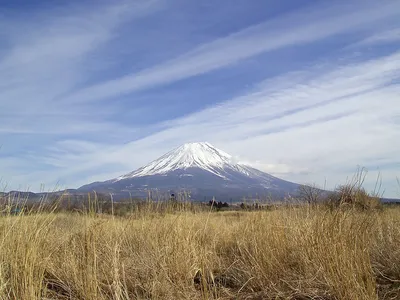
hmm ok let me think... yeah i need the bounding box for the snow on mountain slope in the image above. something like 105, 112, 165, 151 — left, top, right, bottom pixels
114, 142, 251, 181
78, 142, 300, 200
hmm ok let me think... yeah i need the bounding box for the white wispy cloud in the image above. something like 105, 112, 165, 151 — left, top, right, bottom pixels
353, 28, 400, 47
60, 0, 400, 105
0, 0, 162, 125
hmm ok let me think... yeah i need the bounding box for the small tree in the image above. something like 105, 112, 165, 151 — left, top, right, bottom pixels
298, 183, 323, 205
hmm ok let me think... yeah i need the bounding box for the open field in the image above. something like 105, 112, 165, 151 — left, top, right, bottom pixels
0, 199, 400, 300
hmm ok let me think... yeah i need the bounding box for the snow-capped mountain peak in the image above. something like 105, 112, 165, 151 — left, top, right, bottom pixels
115, 142, 239, 180
79, 142, 300, 200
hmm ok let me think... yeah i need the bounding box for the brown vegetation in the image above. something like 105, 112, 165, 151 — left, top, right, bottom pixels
0, 180, 398, 299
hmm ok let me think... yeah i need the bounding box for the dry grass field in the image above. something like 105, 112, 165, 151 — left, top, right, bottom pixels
0, 191, 400, 300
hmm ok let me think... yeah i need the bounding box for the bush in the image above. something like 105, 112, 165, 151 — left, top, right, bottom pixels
325, 184, 382, 211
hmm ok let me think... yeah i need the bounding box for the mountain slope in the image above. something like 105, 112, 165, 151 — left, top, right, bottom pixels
114, 142, 247, 180
78, 142, 300, 200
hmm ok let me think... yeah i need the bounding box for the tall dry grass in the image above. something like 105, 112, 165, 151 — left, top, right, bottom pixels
0, 198, 399, 300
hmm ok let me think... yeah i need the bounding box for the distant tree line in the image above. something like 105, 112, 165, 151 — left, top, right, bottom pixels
207, 199, 229, 209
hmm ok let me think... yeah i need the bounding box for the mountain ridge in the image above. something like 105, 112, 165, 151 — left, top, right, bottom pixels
114, 142, 242, 180
78, 142, 301, 200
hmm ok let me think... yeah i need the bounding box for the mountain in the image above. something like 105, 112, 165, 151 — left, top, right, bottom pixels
78, 142, 300, 201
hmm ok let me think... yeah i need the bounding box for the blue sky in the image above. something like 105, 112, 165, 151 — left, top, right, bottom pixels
0, 0, 399, 197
